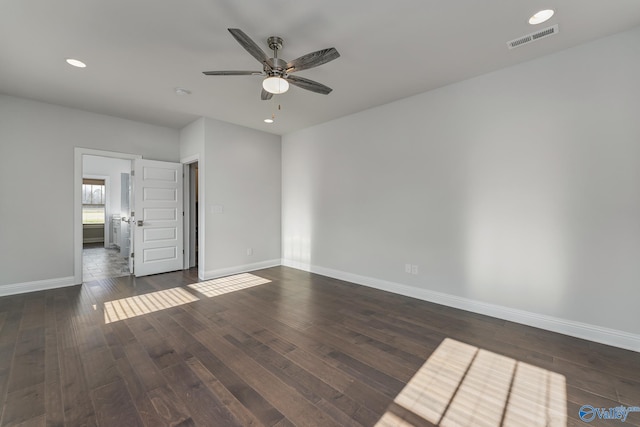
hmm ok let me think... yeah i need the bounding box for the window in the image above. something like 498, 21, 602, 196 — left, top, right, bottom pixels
83, 179, 105, 224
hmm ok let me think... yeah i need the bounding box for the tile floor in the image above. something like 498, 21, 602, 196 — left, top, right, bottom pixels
82, 242, 130, 282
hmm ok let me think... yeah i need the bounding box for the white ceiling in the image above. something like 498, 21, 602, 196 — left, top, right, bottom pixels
2, 0, 640, 135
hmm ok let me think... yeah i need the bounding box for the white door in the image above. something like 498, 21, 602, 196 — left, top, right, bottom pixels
133, 159, 184, 277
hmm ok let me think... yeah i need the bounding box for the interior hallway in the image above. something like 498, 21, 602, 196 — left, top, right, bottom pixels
82, 243, 130, 282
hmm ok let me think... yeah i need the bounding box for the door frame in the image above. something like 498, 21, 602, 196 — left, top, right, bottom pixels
73, 148, 142, 284
181, 153, 204, 280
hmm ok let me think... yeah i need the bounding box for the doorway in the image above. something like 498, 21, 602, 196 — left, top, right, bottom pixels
74, 148, 142, 284
187, 161, 199, 269
81, 155, 132, 282
74, 148, 198, 284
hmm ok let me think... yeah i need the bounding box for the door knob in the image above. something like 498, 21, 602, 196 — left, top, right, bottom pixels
137, 220, 144, 226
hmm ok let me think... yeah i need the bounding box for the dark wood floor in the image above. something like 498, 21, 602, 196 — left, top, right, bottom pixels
0, 266, 638, 426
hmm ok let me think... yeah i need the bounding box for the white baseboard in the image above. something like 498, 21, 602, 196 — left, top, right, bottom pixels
282, 259, 640, 353
0, 276, 78, 297
203, 259, 282, 281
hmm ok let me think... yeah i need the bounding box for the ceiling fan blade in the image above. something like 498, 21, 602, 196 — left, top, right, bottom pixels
202, 70, 262, 76
261, 88, 273, 100
228, 28, 273, 69
286, 75, 332, 95
285, 47, 340, 73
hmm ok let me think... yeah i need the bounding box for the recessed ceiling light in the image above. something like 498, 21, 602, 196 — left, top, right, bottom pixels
175, 88, 191, 96
264, 118, 274, 124
66, 58, 86, 68
529, 9, 554, 25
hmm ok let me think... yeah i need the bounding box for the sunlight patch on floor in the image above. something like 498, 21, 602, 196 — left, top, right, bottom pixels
187, 273, 271, 297
376, 338, 567, 427
102, 273, 271, 324
104, 287, 198, 324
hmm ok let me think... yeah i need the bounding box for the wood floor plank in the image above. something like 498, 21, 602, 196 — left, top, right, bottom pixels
114, 350, 192, 427
0, 344, 15, 408
185, 357, 264, 427
1, 383, 45, 427
149, 310, 286, 426
122, 341, 166, 392
143, 386, 195, 427
222, 296, 406, 399
129, 314, 184, 370
223, 331, 319, 401
189, 345, 285, 426
105, 320, 137, 348
0, 311, 22, 347
7, 327, 46, 393
0, 312, 8, 334
306, 323, 419, 381
59, 346, 97, 427
90, 379, 143, 427
72, 300, 121, 393
193, 328, 344, 427
223, 326, 367, 426
321, 319, 428, 365
44, 295, 64, 427
161, 362, 244, 427
82, 346, 121, 390
102, 324, 126, 360
285, 348, 355, 395
14, 414, 46, 427
113, 353, 146, 404
212, 308, 360, 398
226, 282, 422, 384
19, 296, 46, 331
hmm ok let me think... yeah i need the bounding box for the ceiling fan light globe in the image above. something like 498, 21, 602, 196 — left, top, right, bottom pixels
263, 76, 289, 94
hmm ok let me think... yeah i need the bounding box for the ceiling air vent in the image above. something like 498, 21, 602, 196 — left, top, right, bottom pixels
507, 24, 559, 49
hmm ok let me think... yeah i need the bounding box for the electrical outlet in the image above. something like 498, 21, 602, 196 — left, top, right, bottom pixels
247, 248, 253, 255
411, 265, 418, 275
405, 263, 412, 273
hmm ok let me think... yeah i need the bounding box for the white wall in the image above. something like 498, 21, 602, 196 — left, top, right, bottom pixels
83, 155, 131, 246
180, 118, 206, 278
282, 27, 640, 344
201, 117, 282, 278
178, 117, 281, 279
0, 95, 179, 288
179, 117, 205, 161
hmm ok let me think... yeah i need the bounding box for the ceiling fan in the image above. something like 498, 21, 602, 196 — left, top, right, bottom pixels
203, 28, 340, 100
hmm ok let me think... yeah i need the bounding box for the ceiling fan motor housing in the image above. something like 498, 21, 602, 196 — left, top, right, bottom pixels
268, 57, 287, 76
